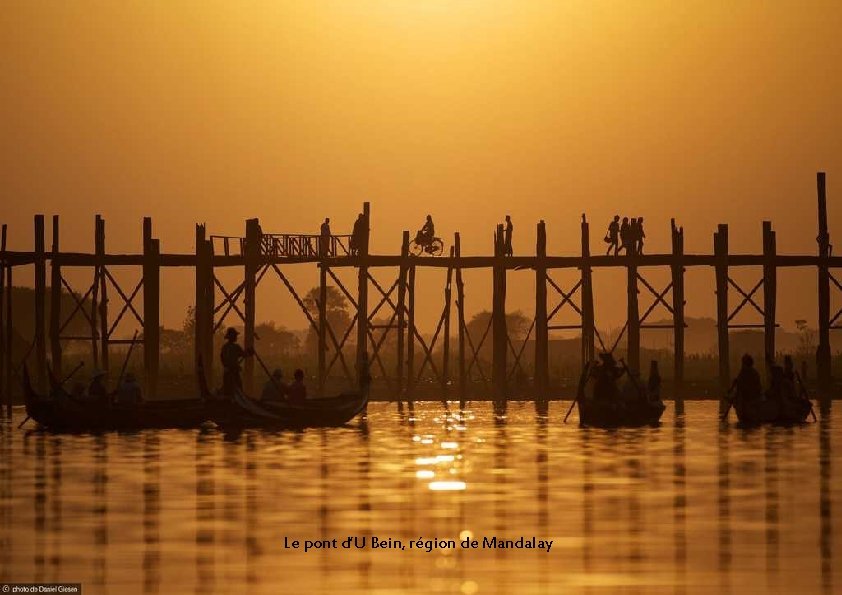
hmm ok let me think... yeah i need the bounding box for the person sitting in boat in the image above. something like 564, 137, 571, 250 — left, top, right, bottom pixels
116, 371, 142, 406
287, 369, 307, 405
87, 369, 109, 405
220, 327, 254, 396
593, 353, 623, 401
731, 354, 763, 404
261, 368, 287, 402
766, 364, 793, 406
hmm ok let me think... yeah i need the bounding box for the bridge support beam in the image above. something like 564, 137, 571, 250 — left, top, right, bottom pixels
670, 220, 685, 413
492, 224, 508, 401
816, 172, 832, 409
535, 221, 548, 398
714, 224, 730, 411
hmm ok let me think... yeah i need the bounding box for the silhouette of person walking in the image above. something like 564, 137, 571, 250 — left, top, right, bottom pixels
319, 217, 332, 257
504, 215, 514, 257
629, 218, 640, 256
619, 217, 631, 255
636, 217, 646, 255
351, 213, 365, 256
605, 215, 620, 255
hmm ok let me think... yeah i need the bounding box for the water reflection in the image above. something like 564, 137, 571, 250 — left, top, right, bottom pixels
820, 416, 832, 594
143, 433, 160, 593
0, 402, 839, 593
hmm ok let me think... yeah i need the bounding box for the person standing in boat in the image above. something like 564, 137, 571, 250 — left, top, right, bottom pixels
287, 369, 307, 405
730, 354, 762, 405
261, 368, 287, 402
220, 327, 253, 396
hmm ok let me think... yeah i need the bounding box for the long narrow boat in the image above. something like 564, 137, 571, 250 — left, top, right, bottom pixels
22, 367, 214, 431
732, 390, 812, 426
197, 362, 368, 429
576, 369, 666, 428
23, 364, 367, 431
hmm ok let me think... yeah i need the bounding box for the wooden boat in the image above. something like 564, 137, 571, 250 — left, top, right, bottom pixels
732, 390, 812, 426
22, 367, 214, 431
23, 362, 367, 431
197, 362, 367, 428
576, 367, 666, 428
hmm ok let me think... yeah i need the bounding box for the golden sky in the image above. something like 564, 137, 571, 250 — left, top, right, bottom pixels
3, 1, 842, 333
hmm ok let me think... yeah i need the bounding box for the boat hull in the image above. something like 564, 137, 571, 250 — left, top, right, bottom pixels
734, 397, 811, 426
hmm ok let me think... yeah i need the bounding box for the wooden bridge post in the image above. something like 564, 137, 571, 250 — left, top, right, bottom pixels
243, 218, 261, 394
143, 218, 160, 399
762, 221, 777, 364
581, 215, 595, 367
318, 261, 327, 395
442, 247, 454, 394
816, 172, 832, 405
714, 224, 731, 403
407, 264, 416, 397
89, 217, 99, 367
49, 215, 62, 378
356, 202, 370, 388
0, 224, 6, 411
2, 225, 10, 414
492, 224, 508, 400
626, 224, 640, 374
396, 231, 409, 397
670, 220, 685, 413
455, 233, 466, 403
95, 216, 109, 374
34, 214, 47, 391
194, 224, 214, 382
534, 221, 549, 398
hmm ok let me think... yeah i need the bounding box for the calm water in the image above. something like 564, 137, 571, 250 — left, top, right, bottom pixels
0, 401, 839, 594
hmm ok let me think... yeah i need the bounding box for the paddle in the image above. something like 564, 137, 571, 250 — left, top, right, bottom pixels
60, 361, 85, 387
794, 371, 818, 422
619, 359, 645, 399
564, 361, 591, 423
720, 383, 737, 422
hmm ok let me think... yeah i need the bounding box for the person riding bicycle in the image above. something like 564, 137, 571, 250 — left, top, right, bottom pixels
416, 215, 435, 252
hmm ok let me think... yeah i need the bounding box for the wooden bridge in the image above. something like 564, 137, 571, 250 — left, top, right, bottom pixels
0, 173, 839, 412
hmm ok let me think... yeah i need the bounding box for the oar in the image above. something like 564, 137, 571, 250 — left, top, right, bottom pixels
60, 361, 85, 387
619, 359, 644, 398
564, 361, 591, 423
794, 371, 818, 422
720, 383, 737, 421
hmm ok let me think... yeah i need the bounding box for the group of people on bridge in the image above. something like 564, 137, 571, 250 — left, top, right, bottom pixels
319, 210, 368, 257
605, 216, 646, 256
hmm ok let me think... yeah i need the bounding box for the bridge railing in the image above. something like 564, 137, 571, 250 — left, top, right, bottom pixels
210, 233, 353, 258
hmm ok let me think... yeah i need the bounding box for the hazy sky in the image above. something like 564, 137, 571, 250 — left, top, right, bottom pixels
3, 1, 842, 339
